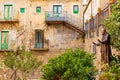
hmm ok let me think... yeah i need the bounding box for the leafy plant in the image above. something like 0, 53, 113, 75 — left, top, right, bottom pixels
100, 1, 120, 79
3, 46, 41, 80
103, 0, 120, 51
99, 55, 120, 80
41, 49, 96, 80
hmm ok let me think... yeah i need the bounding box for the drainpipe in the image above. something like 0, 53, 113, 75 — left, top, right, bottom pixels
91, 0, 93, 16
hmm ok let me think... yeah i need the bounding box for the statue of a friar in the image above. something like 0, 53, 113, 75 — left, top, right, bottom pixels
93, 28, 112, 64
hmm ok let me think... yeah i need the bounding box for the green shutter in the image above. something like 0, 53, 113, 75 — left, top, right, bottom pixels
36, 7, 41, 13
73, 5, 79, 14
0, 32, 1, 50
4, 4, 13, 20
1, 31, 9, 50
74, 10, 79, 14
20, 8, 25, 13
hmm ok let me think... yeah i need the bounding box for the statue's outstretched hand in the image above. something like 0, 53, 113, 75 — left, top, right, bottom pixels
98, 39, 101, 42
92, 42, 96, 45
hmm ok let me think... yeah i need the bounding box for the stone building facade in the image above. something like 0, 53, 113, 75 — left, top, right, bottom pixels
0, 0, 119, 79
0, 0, 84, 63
0, 0, 118, 64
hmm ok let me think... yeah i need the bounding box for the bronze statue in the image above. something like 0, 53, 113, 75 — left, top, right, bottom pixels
93, 28, 112, 64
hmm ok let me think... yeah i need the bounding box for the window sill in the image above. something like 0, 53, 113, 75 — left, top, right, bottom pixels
30, 48, 49, 51
0, 50, 12, 52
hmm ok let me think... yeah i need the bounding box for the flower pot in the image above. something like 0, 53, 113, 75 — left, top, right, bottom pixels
90, 15, 93, 19
86, 19, 88, 22
97, 8, 101, 13
110, 0, 114, 3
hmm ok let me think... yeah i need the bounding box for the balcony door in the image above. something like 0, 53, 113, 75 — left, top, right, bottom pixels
4, 4, 13, 20
35, 30, 44, 48
53, 5, 62, 17
1, 31, 9, 50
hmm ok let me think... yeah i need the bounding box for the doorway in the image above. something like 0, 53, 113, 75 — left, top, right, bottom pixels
35, 30, 44, 48
4, 4, 13, 20
53, 5, 62, 17
1, 31, 9, 49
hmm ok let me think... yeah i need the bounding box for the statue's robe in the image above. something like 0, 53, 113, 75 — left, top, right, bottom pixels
97, 32, 112, 64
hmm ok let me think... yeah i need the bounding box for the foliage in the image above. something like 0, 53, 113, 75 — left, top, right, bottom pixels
99, 55, 120, 80
103, 0, 120, 51
16, 47, 41, 73
3, 51, 17, 70
101, 1, 120, 79
3, 46, 41, 80
41, 49, 95, 80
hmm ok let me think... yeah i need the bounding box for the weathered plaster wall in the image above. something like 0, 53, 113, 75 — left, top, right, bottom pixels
23, 0, 84, 51
0, 0, 83, 51
27, 25, 84, 51
0, 0, 84, 66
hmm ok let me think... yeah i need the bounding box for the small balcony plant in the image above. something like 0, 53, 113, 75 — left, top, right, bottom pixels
90, 15, 93, 19
86, 19, 88, 23
110, 0, 114, 3
97, 8, 101, 13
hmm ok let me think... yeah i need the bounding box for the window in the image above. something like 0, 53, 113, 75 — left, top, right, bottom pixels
73, 5, 79, 14
20, 8, 25, 13
93, 44, 96, 54
36, 6, 41, 13
53, 5, 62, 17
1, 31, 9, 50
35, 30, 44, 48
4, 4, 13, 20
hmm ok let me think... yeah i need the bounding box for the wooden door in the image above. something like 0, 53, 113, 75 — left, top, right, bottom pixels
35, 30, 44, 48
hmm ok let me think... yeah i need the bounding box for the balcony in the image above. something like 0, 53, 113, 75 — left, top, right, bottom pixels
30, 39, 49, 51
84, 3, 111, 38
0, 11, 19, 23
45, 11, 83, 34
45, 11, 66, 24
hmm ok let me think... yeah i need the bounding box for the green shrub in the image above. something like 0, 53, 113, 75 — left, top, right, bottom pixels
41, 49, 95, 80
3, 46, 41, 80
99, 55, 120, 80
103, 0, 120, 51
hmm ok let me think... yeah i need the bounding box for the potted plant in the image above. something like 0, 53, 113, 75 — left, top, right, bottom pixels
110, 0, 114, 3
86, 19, 88, 23
90, 15, 93, 19
97, 8, 101, 13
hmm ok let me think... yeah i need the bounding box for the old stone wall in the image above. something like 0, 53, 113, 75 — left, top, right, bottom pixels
26, 24, 84, 50
0, 0, 84, 66
0, 0, 83, 50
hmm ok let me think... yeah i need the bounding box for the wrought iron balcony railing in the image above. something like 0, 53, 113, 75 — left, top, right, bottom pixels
30, 38, 49, 51
45, 11, 66, 21
45, 11, 82, 29
85, 4, 110, 31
